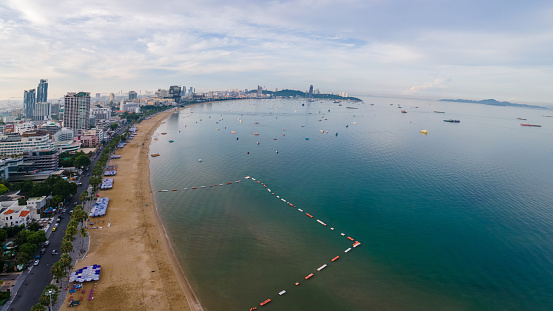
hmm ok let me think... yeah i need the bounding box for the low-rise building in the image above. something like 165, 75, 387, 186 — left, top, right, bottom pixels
0, 131, 54, 156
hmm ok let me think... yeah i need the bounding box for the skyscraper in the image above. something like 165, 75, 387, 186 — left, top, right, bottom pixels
37, 79, 48, 103
169, 85, 181, 103
129, 91, 137, 101
63, 92, 91, 136
308, 85, 313, 98
23, 89, 36, 119
257, 85, 262, 98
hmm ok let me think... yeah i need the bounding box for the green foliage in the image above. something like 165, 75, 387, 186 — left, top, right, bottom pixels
51, 179, 77, 198
28, 222, 40, 231
39, 284, 59, 306
20, 180, 34, 192
17, 242, 36, 263
30, 303, 46, 311
60, 240, 73, 254
0, 184, 8, 194
50, 262, 65, 283
28, 183, 50, 197
74, 155, 91, 168
0, 229, 6, 244
26, 231, 46, 245
0, 291, 10, 306
5, 225, 24, 238
110, 123, 118, 130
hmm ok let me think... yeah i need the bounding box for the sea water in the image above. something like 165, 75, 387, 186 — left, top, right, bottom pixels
150, 98, 553, 311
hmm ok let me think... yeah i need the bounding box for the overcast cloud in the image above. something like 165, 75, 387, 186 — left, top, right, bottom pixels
1, 0, 553, 104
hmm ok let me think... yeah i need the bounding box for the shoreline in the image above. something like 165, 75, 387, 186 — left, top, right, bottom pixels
60, 107, 202, 311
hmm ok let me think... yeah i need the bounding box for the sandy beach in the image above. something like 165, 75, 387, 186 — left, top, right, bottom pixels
60, 109, 202, 311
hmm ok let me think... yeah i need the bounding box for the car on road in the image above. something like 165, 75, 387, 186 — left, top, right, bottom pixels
51, 249, 58, 255
62, 209, 67, 213
34, 259, 39, 266
39, 248, 45, 255
52, 226, 57, 232
43, 240, 50, 246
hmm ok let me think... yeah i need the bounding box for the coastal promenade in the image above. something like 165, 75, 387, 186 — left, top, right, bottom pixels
59, 109, 201, 311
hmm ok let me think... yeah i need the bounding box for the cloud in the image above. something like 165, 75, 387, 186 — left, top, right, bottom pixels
405, 78, 450, 94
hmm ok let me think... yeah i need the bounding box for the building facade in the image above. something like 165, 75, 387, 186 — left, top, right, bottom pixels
37, 79, 48, 103
92, 107, 111, 121
23, 149, 59, 171
33, 102, 51, 121
0, 131, 54, 156
128, 91, 137, 101
63, 92, 91, 136
24, 89, 36, 119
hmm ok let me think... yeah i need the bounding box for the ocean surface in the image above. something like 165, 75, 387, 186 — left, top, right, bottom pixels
149, 97, 553, 311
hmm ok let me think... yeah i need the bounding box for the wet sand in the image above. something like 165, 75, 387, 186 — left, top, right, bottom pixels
60, 108, 202, 311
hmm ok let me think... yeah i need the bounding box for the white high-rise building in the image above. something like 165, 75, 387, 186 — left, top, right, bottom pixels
63, 92, 91, 136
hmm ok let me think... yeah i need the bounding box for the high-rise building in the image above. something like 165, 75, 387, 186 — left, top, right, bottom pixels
109, 93, 115, 103
96, 93, 101, 100
169, 86, 181, 103
308, 85, 313, 98
33, 103, 51, 121
63, 92, 91, 136
24, 89, 36, 119
37, 79, 48, 103
128, 91, 137, 101
257, 85, 262, 98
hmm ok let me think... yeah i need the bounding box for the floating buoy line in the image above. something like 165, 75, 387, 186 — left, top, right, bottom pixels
157, 175, 362, 309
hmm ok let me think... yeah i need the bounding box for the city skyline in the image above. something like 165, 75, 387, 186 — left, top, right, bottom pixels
2, 1, 553, 105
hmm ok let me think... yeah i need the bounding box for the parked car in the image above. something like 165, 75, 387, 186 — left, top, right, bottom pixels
51, 249, 58, 255
52, 226, 57, 232
44, 240, 50, 246
39, 248, 45, 255
34, 259, 40, 266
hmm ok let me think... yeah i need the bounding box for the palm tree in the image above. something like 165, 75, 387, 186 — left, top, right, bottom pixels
79, 191, 88, 203
60, 240, 73, 254
51, 262, 65, 283
59, 254, 72, 273
79, 227, 88, 252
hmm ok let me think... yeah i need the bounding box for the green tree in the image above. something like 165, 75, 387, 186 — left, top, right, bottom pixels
0, 229, 7, 244
60, 240, 73, 254
26, 231, 47, 245
15, 230, 29, 246
51, 195, 63, 207
110, 122, 118, 130
79, 190, 88, 203
0, 184, 8, 194
28, 222, 41, 232
20, 180, 34, 192
50, 262, 65, 283
52, 179, 77, 198
18, 242, 36, 263
74, 155, 91, 168
74, 209, 88, 227
30, 304, 46, 311
79, 227, 88, 252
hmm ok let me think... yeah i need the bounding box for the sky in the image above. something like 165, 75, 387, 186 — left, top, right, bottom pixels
1, 0, 553, 105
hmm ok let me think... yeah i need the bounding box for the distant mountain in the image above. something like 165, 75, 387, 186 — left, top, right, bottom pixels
248, 89, 362, 101
439, 98, 546, 109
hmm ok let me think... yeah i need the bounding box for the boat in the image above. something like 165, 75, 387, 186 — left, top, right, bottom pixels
253, 133, 259, 135
168, 140, 174, 143
305, 273, 314, 280
420, 130, 428, 134
161, 133, 167, 135
331, 256, 340, 262
198, 159, 202, 162
151, 153, 160, 157
517, 117, 527, 120
317, 264, 327, 271
191, 187, 197, 189
401, 110, 407, 113
344, 248, 352, 253
231, 131, 236, 134
443, 119, 460, 123
279, 290, 286, 295
333, 100, 341, 103
259, 299, 271, 306
434, 111, 445, 113
520, 124, 541, 127
346, 107, 358, 109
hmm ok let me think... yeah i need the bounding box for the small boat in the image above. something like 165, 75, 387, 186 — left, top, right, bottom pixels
401, 110, 407, 113
172, 189, 178, 191
305, 137, 309, 140
168, 140, 174, 143
443, 119, 460, 123
347, 237, 354, 241
317, 264, 327, 271
305, 273, 314, 280
434, 111, 445, 113
231, 131, 236, 134
259, 299, 271, 306
151, 153, 160, 157
346, 107, 358, 109
517, 117, 527, 120
331, 256, 340, 262
420, 130, 428, 134
345, 248, 352, 253
192, 187, 197, 189
253, 133, 259, 135
306, 213, 314, 218
279, 290, 286, 296
198, 159, 202, 162
161, 133, 167, 135
521, 123, 541, 127
353, 241, 362, 248
160, 190, 168, 192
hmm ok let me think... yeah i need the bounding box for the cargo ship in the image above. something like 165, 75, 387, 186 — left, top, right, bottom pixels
443, 119, 460, 123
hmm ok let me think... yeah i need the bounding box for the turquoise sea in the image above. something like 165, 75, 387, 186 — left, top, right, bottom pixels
149, 97, 553, 311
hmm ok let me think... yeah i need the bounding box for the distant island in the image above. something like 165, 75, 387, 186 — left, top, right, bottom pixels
439, 98, 546, 109
248, 89, 362, 101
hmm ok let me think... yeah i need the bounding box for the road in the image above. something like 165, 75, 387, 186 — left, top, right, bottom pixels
6, 125, 128, 311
